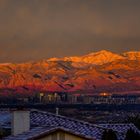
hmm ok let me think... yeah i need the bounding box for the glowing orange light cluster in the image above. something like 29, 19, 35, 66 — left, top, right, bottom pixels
100, 92, 110, 96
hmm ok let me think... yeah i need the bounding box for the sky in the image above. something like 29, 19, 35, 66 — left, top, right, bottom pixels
0, 0, 140, 63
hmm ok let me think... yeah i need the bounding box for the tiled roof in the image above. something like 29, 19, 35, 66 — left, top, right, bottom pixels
0, 111, 11, 128
98, 123, 140, 134
98, 123, 140, 140
2, 110, 140, 140
30, 110, 104, 140
4, 126, 95, 140
4, 127, 56, 140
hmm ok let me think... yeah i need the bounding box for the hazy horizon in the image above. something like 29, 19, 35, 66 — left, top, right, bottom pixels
0, 49, 140, 64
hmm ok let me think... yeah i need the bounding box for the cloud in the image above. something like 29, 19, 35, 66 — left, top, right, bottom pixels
0, 0, 140, 62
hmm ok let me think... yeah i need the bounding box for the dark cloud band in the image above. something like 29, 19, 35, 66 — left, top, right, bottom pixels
0, 0, 140, 63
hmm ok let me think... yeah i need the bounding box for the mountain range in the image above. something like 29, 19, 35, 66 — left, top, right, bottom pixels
0, 50, 140, 96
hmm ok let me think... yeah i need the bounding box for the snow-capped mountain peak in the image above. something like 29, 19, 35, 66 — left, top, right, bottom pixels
48, 50, 125, 65
123, 51, 140, 60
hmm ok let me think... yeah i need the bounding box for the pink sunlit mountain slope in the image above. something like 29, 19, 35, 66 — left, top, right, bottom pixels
0, 50, 140, 95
